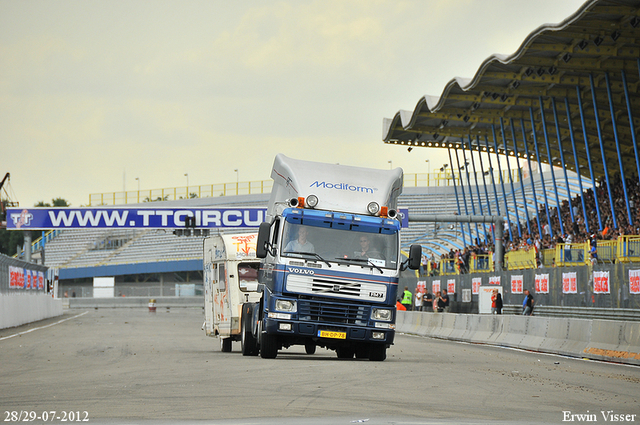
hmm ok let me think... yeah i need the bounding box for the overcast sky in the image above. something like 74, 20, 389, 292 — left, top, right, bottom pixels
1, 0, 587, 207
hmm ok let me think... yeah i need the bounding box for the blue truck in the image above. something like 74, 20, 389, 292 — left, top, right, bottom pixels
241, 154, 421, 360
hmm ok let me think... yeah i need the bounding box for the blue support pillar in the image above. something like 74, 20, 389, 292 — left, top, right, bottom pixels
448, 147, 467, 247
467, 136, 489, 242
454, 146, 473, 242
576, 85, 603, 231
462, 137, 482, 242
589, 74, 618, 229
564, 98, 590, 235
510, 119, 531, 236
483, 136, 501, 216
530, 107, 554, 238
500, 118, 522, 238
491, 125, 513, 242
478, 136, 495, 243
606, 72, 633, 227
622, 67, 640, 189
551, 97, 574, 225
539, 97, 565, 236
520, 119, 543, 238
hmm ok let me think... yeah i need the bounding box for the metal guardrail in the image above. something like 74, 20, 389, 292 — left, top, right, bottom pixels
503, 304, 640, 322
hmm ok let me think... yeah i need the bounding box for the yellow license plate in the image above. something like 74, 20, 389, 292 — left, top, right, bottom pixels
318, 330, 346, 339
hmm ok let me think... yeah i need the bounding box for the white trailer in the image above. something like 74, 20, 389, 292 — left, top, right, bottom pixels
203, 233, 261, 352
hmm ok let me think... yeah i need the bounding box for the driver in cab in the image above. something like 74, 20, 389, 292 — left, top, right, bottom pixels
354, 235, 383, 260
284, 227, 315, 253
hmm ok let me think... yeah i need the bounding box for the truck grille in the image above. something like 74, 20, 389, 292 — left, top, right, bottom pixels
298, 300, 369, 325
286, 274, 387, 302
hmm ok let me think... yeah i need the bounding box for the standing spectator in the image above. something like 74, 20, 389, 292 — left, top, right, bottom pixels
401, 286, 413, 311
522, 289, 535, 316
440, 289, 450, 313
424, 290, 434, 312
414, 290, 423, 312
491, 289, 498, 314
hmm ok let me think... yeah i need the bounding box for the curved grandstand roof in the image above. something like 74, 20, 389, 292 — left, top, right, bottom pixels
383, 0, 640, 180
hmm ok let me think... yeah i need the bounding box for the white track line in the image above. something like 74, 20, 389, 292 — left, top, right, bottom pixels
0, 311, 89, 341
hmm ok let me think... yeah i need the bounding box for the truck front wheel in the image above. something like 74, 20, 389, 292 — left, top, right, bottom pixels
304, 340, 316, 355
260, 332, 278, 359
368, 344, 386, 361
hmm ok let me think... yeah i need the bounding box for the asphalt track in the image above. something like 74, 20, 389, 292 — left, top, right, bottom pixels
1, 308, 639, 425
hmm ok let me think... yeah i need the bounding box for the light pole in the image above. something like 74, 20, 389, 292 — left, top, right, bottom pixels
234, 169, 239, 194
184, 173, 189, 198
425, 160, 430, 186
388, 160, 392, 170
135, 177, 140, 203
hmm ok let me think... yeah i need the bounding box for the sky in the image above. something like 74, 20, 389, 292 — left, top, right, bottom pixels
1, 0, 587, 207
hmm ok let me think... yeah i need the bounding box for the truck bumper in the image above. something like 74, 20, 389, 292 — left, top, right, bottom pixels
262, 317, 395, 345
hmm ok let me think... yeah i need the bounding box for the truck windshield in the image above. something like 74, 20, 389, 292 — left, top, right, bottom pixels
238, 262, 259, 292
281, 222, 399, 270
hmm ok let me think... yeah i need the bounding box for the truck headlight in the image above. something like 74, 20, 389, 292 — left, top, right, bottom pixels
275, 299, 297, 313
371, 308, 392, 321
306, 194, 318, 208
367, 202, 380, 215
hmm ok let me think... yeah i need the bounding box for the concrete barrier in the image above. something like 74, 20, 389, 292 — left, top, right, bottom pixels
583, 320, 640, 365
1, 294, 63, 329
518, 316, 550, 352
538, 317, 570, 355
396, 311, 640, 366
558, 318, 591, 358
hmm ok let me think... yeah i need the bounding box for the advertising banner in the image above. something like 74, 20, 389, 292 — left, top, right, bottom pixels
489, 276, 501, 285
562, 272, 577, 294
6, 207, 409, 230
447, 278, 456, 294
629, 269, 640, 295
593, 270, 610, 294
535, 273, 549, 294
8, 266, 43, 290
432, 279, 441, 295
6, 207, 267, 230
472, 277, 481, 295
511, 275, 523, 294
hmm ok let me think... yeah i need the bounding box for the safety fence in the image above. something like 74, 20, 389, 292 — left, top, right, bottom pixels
419, 262, 640, 310
395, 311, 640, 366
428, 236, 640, 275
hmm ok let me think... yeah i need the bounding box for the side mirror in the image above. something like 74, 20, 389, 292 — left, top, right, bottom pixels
407, 244, 422, 270
256, 222, 271, 258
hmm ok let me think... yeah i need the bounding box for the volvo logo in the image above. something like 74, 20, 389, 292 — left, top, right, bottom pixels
332, 285, 341, 292
287, 267, 314, 275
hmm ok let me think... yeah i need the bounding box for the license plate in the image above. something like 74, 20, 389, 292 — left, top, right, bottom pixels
318, 330, 346, 339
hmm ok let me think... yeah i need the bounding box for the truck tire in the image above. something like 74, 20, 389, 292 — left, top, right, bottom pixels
260, 332, 278, 359
304, 340, 316, 355
220, 337, 232, 353
336, 347, 354, 359
368, 344, 386, 361
241, 306, 259, 356
355, 345, 369, 359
